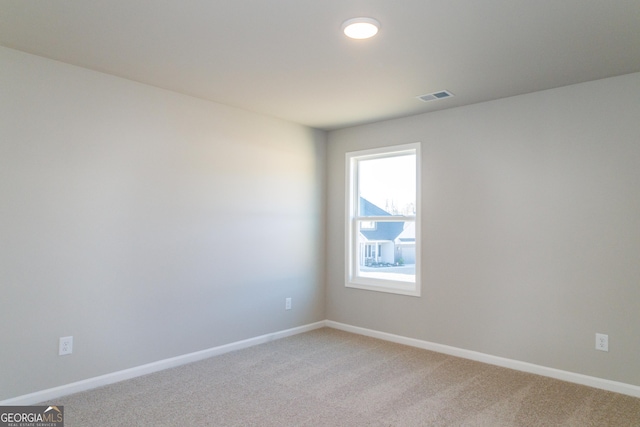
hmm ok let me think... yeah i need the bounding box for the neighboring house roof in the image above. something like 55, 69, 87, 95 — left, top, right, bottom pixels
396, 222, 415, 242
359, 197, 404, 242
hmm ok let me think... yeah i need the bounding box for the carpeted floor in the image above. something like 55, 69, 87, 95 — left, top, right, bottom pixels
42, 328, 640, 426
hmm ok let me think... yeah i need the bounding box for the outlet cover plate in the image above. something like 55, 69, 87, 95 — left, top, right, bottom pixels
595, 333, 608, 352
59, 336, 73, 355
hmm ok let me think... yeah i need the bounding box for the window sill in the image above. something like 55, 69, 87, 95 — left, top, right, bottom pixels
346, 278, 421, 297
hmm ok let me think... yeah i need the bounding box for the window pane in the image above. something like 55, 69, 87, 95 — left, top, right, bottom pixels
358, 154, 416, 217
346, 143, 420, 296
357, 220, 415, 283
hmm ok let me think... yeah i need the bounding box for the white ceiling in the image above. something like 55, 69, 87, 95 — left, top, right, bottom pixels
1, 1, 639, 130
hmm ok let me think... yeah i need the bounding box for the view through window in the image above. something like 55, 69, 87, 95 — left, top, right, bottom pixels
346, 143, 420, 296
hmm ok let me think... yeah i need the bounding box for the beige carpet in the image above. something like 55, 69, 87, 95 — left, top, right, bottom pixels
42, 328, 640, 426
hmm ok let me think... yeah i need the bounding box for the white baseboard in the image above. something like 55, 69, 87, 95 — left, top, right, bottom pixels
4, 319, 638, 404
0, 321, 325, 406
325, 320, 640, 398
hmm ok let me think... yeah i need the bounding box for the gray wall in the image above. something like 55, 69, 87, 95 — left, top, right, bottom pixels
326, 73, 640, 387
2, 41, 638, 400
0, 46, 326, 400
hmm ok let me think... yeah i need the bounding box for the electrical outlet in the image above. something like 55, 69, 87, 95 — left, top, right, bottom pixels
285, 298, 292, 310
595, 333, 608, 352
59, 336, 73, 355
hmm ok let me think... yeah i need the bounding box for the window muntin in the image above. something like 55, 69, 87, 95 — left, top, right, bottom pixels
346, 143, 420, 296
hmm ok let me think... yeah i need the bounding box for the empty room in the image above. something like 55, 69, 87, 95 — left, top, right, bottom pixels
1, 1, 639, 425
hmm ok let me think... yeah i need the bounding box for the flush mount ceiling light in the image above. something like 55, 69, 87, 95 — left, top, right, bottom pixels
342, 17, 380, 39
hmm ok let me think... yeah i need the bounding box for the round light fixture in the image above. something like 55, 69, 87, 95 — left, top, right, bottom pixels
342, 17, 380, 39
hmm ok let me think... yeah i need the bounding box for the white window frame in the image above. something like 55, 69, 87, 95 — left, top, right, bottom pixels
345, 143, 421, 297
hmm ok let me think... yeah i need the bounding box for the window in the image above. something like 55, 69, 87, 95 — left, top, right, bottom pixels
346, 143, 420, 296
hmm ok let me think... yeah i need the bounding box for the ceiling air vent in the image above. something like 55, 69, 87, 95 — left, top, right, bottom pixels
416, 90, 454, 102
